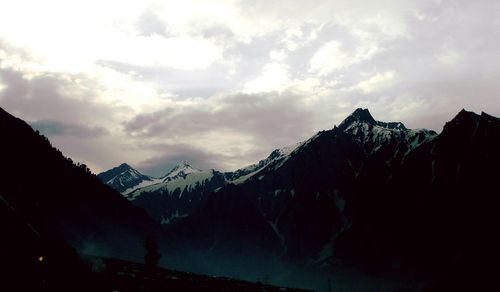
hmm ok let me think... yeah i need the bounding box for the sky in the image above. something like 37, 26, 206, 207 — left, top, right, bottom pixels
1, 0, 500, 176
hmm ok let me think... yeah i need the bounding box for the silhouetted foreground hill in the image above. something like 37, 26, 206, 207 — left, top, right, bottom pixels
0, 106, 152, 290
0, 107, 159, 262
1, 192, 104, 292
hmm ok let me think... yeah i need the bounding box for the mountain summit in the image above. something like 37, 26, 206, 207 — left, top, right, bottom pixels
339, 108, 407, 130
97, 163, 152, 193
340, 108, 377, 126
163, 161, 201, 180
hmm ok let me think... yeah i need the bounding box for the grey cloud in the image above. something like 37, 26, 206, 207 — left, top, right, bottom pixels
97, 60, 237, 99
30, 119, 109, 138
3, 0, 500, 175
136, 8, 170, 37
0, 47, 120, 171
0, 67, 111, 123
284, 0, 500, 132
124, 91, 314, 146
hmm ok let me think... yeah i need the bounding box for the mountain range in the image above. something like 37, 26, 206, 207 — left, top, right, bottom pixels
98, 107, 499, 291
1, 104, 497, 291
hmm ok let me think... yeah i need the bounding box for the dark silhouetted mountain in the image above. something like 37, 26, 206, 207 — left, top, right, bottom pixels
336, 108, 499, 291
1, 192, 105, 292
0, 106, 159, 264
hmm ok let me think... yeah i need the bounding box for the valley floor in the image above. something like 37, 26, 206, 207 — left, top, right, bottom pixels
82, 255, 312, 292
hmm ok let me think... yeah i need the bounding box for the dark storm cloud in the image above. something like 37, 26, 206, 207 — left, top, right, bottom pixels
123, 91, 314, 146
30, 119, 109, 138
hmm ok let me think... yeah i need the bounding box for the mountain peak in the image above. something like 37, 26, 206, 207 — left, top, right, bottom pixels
164, 161, 201, 179
177, 160, 191, 167
348, 108, 377, 124
442, 109, 500, 138
455, 108, 479, 120
338, 108, 407, 130
97, 163, 151, 193
118, 163, 132, 169
446, 109, 480, 129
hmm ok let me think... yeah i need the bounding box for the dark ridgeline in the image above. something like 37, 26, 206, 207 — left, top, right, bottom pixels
0, 107, 158, 259
0, 106, 155, 291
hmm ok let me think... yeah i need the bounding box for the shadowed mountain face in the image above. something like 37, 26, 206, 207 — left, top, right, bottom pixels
0, 107, 159, 263
165, 109, 438, 262
157, 108, 497, 291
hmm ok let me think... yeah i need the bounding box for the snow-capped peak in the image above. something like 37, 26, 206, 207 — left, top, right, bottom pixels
338, 109, 437, 156
338, 108, 376, 129
338, 108, 408, 131
97, 163, 153, 193
163, 161, 201, 180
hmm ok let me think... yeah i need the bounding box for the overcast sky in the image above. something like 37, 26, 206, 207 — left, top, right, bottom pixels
1, 0, 499, 176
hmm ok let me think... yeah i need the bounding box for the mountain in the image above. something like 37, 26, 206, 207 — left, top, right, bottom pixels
128, 163, 227, 224
97, 108, 498, 291
166, 108, 436, 256
162, 108, 496, 291
98, 161, 227, 224
100, 147, 311, 226
1, 185, 105, 292
97, 163, 153, 193
0, 106, 160, 264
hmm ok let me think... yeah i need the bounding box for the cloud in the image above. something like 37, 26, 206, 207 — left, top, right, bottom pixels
30, 120, 109, 138
436, 49, 462, 66
124, 91, 314, 143
244, 63, 290, 93
122, 91, 317, 171
357, 71, 396, 94
1, 0, 500, 175
309, 40, 354, 75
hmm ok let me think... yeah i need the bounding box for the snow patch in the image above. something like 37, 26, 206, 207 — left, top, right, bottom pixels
160, 210, 189, 225
130, 170, 214, 198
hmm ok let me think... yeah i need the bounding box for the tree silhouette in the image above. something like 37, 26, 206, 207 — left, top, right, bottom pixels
144, 235, 161, 271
